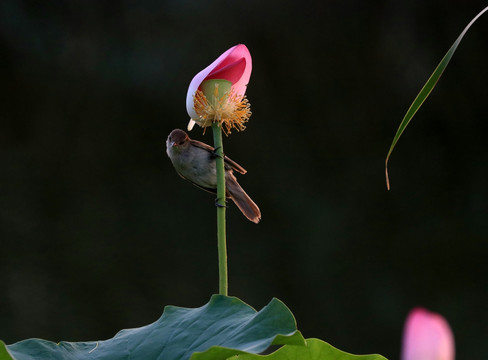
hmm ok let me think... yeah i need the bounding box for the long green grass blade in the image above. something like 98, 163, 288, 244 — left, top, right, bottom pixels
385, 6, 488, 190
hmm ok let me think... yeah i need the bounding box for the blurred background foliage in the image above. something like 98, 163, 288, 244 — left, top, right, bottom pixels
1, 1, 487, 359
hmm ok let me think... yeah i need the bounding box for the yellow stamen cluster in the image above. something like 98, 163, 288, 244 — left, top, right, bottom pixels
193, 84, 252, 135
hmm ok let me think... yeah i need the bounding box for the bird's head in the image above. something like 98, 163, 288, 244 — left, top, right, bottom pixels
167, 129, 190, 150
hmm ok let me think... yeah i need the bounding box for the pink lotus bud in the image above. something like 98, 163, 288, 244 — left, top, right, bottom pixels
401, 308, 455, 360
186, 44, 252, 132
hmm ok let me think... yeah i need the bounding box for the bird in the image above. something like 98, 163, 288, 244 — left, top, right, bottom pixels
166, 129, 261, 224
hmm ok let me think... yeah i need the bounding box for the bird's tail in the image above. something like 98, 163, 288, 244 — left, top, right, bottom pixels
226, 173, 261, 224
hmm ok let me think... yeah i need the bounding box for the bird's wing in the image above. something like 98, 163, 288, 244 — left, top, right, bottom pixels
175, 171, 217, 194
189, 139, 247, 174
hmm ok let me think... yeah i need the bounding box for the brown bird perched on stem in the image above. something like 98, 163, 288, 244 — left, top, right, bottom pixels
166, 129, 261, 223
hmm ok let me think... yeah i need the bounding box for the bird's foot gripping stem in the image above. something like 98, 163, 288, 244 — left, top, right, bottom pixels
211, 146, 224, 159
215, 197, 227, 208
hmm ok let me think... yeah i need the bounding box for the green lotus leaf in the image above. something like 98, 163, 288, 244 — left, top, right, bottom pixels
191, 331, 306, 360
227, 338, 388, 360
1, 295, 304, 360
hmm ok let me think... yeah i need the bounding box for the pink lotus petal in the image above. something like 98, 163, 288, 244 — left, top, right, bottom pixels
186, 44, 252, 122
401, 308, 455, 360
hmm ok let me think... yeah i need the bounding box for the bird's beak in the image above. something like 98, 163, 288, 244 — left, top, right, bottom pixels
171, 141, 177, 147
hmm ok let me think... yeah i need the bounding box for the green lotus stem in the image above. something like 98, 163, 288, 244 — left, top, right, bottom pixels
212, 122, 227, 295
201, 79, 232, 296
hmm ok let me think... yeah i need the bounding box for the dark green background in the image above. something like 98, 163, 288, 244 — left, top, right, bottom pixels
1, 1, 487, 359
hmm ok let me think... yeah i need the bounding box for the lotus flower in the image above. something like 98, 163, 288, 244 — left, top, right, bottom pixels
401, 308, 455, 360
186, 44, 252, 134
